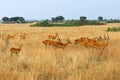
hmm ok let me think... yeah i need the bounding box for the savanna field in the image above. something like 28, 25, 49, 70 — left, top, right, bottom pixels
0, 23, 120, 80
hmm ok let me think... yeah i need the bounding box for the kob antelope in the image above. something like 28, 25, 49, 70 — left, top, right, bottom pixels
10, 44, 23, 56
42, 38, 72, 49
87, 34, 109, 55
74, 37, 90, 48
48, 32, 58, 40
4, 34, 15, 40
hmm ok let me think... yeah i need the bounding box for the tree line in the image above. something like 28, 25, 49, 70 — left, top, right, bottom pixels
1, 16, 120, 25
2, 17, 25, 23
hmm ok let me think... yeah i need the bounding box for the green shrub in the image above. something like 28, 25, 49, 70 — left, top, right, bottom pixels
31, 20, 106, 27
107, 27, 120, 32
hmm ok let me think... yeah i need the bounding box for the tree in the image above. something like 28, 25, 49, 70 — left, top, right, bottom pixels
79, 16, 88, 25
51, 17, 56, 22
9, 17, 25, 23
51, 16, 65, 22
2, 17, 9, 22
17, 17, 25, 23
80, 16, 87, 21
55, 16, 64, 22
98, 16, 103, 21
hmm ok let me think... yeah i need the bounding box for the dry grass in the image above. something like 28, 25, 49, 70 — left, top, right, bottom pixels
0, 23, 120, 80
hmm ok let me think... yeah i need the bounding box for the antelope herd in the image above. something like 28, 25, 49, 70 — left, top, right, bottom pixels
0, 32, 110, 56
0, 33, 26, 56
74, 34, 109, 55
43, 33, 110, 55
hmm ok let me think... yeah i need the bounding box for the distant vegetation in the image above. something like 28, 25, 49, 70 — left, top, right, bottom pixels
31, 16, 106, 27
52, 16, 65, 22
1, 16, 120, 26
107, 27, 120, 32
2, 16, 25, 23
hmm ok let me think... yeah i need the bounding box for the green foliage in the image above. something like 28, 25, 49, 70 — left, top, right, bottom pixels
98, 16, 103, 21
65, 20, 105, 26
51, 16, 65, 22
107, 27, 120, 32
10, 17, 25, 23
2, 17, 9, 22
37, 20, 49, 26
80, 16, 87, 21
31, 20, 75, 27
2, 16, 25, 23
31, 20, 105, 27
107, 20, 120, 23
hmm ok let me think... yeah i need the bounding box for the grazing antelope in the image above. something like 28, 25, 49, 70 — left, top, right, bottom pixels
10, 44, 23, 56
48, 32, 58, 40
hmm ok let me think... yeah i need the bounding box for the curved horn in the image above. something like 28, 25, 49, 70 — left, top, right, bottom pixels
57, 34, 61, 42
104, 34, 106, 40
99, 35, 103, 41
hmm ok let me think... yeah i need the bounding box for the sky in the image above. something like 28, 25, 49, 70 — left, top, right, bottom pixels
0, 0, 120, 20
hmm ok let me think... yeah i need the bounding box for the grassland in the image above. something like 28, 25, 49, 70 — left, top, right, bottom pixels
0, 23, 120, 80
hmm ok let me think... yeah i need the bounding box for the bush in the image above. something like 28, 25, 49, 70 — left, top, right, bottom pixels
107, 27, 120, 32
31, 20, 106, 27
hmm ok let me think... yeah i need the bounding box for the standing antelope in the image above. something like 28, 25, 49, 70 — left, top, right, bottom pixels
74, 37, 90, 48
10, 44, 23, 56
48, 32, 58, 40
42, 38, 72, 49
88, 34, 109, 55
53, 38, 72, 49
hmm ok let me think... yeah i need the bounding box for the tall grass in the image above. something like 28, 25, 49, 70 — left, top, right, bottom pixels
0, 23, 120, 80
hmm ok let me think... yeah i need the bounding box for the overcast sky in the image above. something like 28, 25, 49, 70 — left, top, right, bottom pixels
0, 0, 120, 20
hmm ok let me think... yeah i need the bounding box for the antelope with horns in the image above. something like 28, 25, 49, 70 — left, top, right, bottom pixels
88, 34, 109, 55
42, 38, 72, 49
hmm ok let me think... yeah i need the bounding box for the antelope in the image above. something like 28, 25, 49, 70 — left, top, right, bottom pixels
10, 44, 23, 56
52, 38, 72, 49
42, 38, 72, 49
4, 34, 15, 40
20, 33, 26, 39
74, 37, 90, 48
48, 32, 58, 40
88, 34, 109, 55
